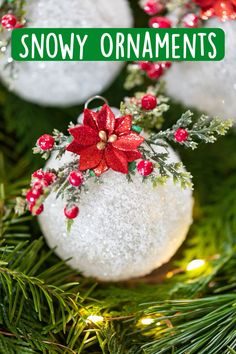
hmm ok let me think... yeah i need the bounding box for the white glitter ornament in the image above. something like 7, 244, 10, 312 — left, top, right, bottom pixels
38, 148, 193, 282
165, 19, 236, 121
0, 0, 133, 107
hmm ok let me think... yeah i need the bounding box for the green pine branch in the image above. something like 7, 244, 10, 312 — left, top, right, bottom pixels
0, 238, 81, 324
139, 294, 236, 354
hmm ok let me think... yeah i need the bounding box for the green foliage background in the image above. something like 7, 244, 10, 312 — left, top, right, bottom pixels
0, 1, 236, 353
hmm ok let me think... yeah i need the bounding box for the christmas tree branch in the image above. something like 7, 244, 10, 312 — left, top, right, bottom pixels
139, 294, 236, 354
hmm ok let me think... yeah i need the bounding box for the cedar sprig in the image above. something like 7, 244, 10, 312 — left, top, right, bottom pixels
137, 141, 193, 189
151, 111, 232, 150
124, 63, 147, 90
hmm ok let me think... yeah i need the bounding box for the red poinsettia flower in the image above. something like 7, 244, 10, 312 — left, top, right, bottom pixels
66, 105, 144, 176
194, 0, 236, 20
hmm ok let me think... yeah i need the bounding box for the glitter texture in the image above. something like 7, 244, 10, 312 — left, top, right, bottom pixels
38, 148, 193, 282
165, 19, 236, 120
0, 0, 133, 107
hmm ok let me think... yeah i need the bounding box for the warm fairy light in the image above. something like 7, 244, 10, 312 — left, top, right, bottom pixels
166, 271, 174, 279
86, 315, 104, 324
141, 317, 155, 325
186, 259, 206, 271
140, 317, 161, 326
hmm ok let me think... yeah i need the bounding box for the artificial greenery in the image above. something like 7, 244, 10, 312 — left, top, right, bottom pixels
0, 77, 236, 352
0, 0, 236, 352
16, 87, 230, 229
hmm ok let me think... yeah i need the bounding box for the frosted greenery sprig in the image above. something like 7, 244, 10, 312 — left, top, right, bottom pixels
124, 63, 147, 90
151, 111, 233, 150
120, 83, 169, 131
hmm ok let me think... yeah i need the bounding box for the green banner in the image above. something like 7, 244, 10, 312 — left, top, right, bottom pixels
11, 28, 225, 61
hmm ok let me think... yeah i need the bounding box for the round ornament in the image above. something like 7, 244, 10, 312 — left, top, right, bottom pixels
38, 148, 193, 282
165, 18, 236, 120
0, 0, 133, 107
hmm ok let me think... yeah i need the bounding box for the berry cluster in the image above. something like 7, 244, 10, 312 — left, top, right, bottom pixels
142, 0, 236, 23
27, 168, 85, 220
33, 133, 85, 220
26, 170, 56, 216
64, 171, 84, 219
63, 170, 84, 219
138, 61, 172, 81
194, 0, 236, 21
149, 11, 199, 29
136, 94, 189, 177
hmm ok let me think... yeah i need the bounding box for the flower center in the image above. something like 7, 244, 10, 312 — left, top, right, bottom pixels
97, 130, 117, 150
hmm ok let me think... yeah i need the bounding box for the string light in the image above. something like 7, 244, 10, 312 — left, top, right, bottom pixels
140, 317, 161, 326
186, 259, 206, 271
140, 317, 155, 325
86, 315, 104, 324
166, 271, 174, 279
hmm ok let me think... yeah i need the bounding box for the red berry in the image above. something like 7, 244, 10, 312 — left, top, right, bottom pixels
30, 204, 44, 216
138, 61, 152, 71
32, 181, 43, 194
37, 134, 55, 151
214, 0, 235, 20
141, 94, 157, 110
193, 0, 214, 7
161, 61, 172, 70
15, 22, 24, 28
137, 160, 154, 176
26, 190, 37, 204
174, 128, 189, 142
1, 14, 17, 29
44, 172, 56, 185
64, 205, 79, 219
32, 169, 45, 180
26, 187, 42, 204
69, 171, 84, 187
200, 7, 215, 20
147, 63, 163, 80
182, 13, 199, 28
144, 0, 164, 15
149, 16, 172, 28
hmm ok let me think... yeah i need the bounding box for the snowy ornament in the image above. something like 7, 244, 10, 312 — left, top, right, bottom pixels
24, 100, 230, 281
165, 18, 236, 121
38, 148, 193, 281
0, 0, 133, 106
